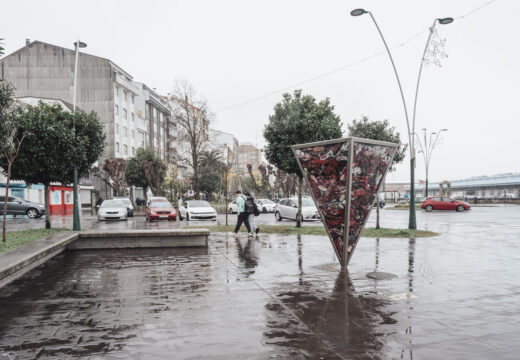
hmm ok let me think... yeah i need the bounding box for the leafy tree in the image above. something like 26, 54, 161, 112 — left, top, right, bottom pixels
2, 102, 105, 229
125, 148, 166, 200
347, 116, 407, 229
1, 81, 29, 242
194, 150, 225, 201
264, 89, 343, 227
195, 166, 221, 201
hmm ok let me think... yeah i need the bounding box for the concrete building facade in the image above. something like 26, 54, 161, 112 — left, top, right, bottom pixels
209, 129, 239, 171
238, 142, 263, 174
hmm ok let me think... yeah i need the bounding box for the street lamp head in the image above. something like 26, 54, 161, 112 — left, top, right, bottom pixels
350, 8, 368, 16
421, 128, 427, 131
440, 128, 448, 132
74, 41, 87, 49
438, 17, 454, 25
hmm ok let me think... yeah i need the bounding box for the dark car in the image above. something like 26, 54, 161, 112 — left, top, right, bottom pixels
146, 199, 177, 221
421, 197, 471, 212
0, 196, 45, 218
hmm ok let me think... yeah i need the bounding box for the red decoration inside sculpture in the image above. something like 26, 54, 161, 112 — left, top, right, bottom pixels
293, 138, 397, 266
294, 141, 350, 261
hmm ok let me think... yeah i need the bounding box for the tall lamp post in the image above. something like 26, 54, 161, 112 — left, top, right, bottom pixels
350, 9, 453, 230
72, 40, 87, 231
415, 128, 447, 197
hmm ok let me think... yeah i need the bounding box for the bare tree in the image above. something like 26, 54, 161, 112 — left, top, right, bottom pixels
102, 158, 127, 196
170, 80, 210, 200
1, 108, 28, 243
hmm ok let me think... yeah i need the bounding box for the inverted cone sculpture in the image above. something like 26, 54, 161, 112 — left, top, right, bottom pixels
292, 137, 398, 267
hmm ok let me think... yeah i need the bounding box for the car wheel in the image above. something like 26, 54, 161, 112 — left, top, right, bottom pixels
425, 205, 433, 212
456, 205, 464, 212
26, 208, 39, 219
275, 211, 282, 221
179, 213, 183, 221
186, 213, 190, 221
263, 207, 267, 214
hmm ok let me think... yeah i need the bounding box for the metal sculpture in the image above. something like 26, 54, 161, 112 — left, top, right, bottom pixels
292, 137, 397, 267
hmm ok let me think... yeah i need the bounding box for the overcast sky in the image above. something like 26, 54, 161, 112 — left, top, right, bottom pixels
2, 0, 517, 182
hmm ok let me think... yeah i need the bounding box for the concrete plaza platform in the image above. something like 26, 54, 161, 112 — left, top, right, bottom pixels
0, 229, 209, 289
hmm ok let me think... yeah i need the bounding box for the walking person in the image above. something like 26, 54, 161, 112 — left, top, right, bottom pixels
233, 190, 252, 236
245, 192, 260, 235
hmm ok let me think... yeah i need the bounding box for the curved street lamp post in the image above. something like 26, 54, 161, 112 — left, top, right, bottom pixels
350, 9, 452, 229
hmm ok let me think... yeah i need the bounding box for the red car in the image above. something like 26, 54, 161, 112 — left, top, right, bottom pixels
146, 199, 177, 221
421, 197, 471, 212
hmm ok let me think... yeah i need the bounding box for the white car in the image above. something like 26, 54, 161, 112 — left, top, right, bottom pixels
228, 200, 238, 214
179, 200, 217, 221
98, 200, 128, 221
274, 198, 320, 221
112, 196, 134, 217
256, 199, 276, 213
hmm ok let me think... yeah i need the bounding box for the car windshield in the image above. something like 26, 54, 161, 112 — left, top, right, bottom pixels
101, 200, 125, 208
151, 201, 172, 208
115, 198, 131, 205
189, 200, 211, 207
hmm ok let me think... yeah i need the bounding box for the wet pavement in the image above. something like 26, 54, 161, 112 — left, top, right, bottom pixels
1, 206, 520, 359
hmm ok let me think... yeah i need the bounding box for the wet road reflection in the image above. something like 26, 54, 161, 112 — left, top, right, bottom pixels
1, 205, 520, 359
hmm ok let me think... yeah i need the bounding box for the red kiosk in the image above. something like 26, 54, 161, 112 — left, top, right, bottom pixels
48, 185, 76, 215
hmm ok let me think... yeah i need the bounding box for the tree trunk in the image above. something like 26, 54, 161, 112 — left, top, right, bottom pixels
296, 175, 303, 228
2, 161, 12, 243
44, 183, 51, 229
376, 200, 380, 229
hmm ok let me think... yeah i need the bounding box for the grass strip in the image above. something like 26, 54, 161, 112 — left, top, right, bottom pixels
187, 225, 438, 238
0, 228, 66, 253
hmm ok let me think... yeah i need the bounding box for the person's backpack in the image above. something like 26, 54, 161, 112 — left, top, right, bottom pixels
246, 198, 255, 214
253, 201, 260, 217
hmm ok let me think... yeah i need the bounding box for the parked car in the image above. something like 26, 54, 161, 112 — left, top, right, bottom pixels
274, 197, 320, 221
228, 200, 238, 214
98, 200, 128, 221
179, 200, 217, 221
146, 199, 176, 221
0, 196, 45, 218
112, 197, 134, 217
272, 198, 281, 204
256, 199, 276, 213
421, 197, 471, 212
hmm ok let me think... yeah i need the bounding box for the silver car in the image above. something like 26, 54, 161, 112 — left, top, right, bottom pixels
274, 198, 320, 221
98, 200, 128, 221
112, 197, 134, 217
0, 196, 45, 218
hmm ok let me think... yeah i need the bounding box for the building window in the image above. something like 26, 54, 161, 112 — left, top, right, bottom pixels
132, 129, 135, 139
116, 142, 120, 153
124, 127, 128, 136
115, 105, 119, 116
123, 109, 127, 120
124, 144, 128, 155
131, 113, 135, 122
123, 90, 128, 103
131, 95, 134, 104
115, 86, 119, 98
115, 124, 119, 135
